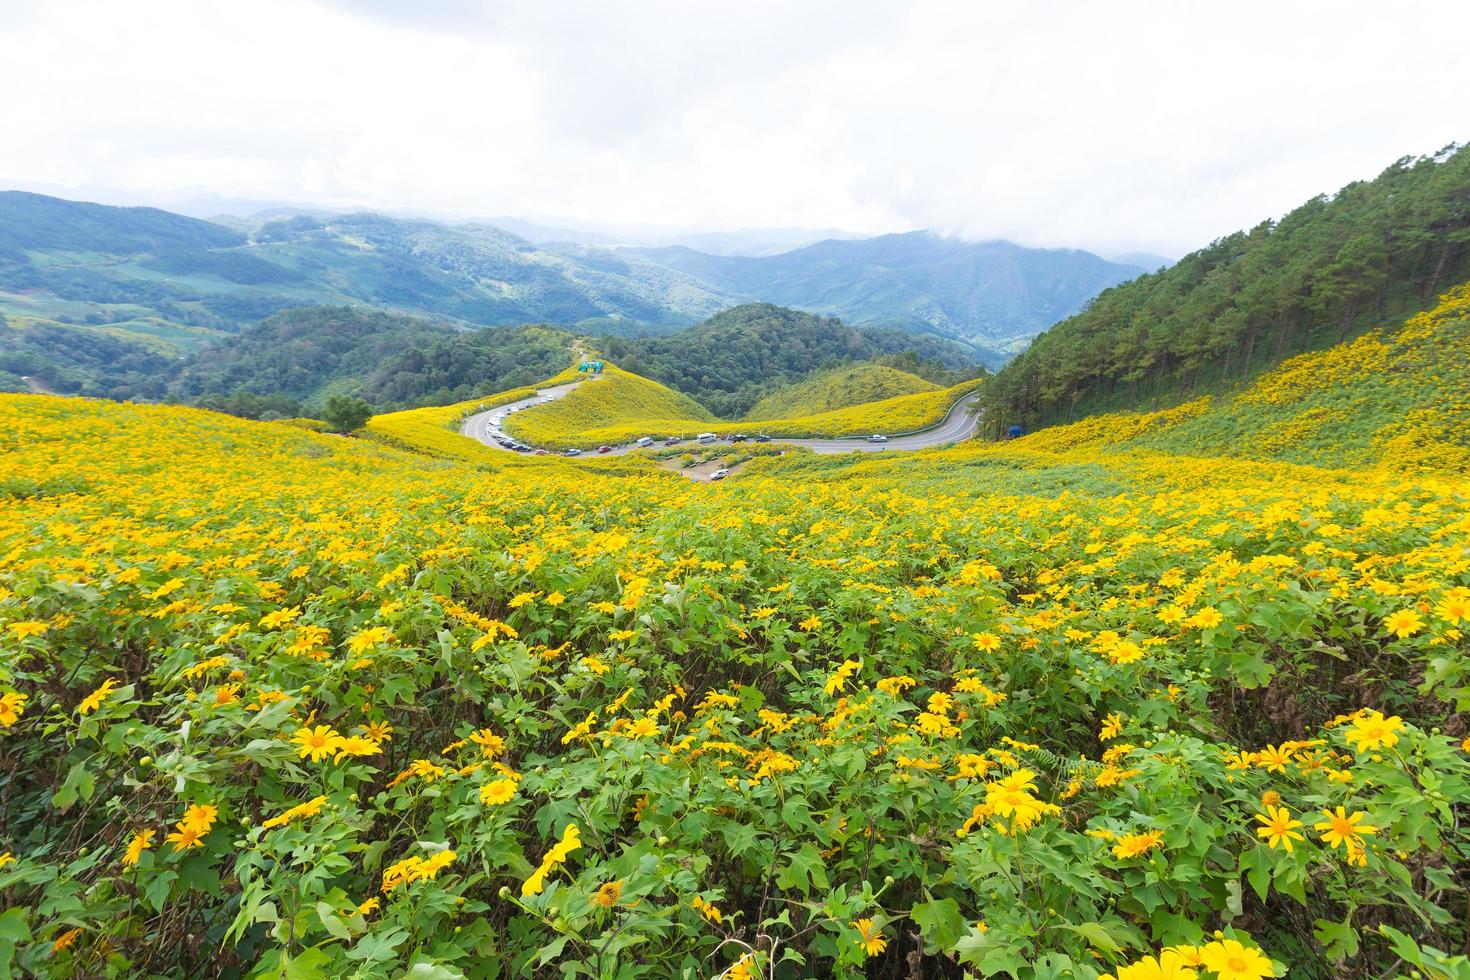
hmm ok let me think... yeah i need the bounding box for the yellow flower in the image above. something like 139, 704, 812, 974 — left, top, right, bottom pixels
798, 615, 822, 631
261, 795, 328, 830
1100, 712, 1124, 740
5, 620, 48, 639
1111, 829, 1164, 860
1198, 939, 1274, 980
1254, 806, 1304, 852
479, 779, 517, 806
165, 823, 206, 852
1185, 607, 1223, 629
122, 829, 155, 867
507, 591, 539, 609
1313, 806, 1377, 852
78, 678, 118, 715
626, 716, 659, 739
0, 690, 28, 727
545, 591, 566, 606
50, 927, 83, 954
853, 918, 887, 956
522, 824, 581, 897
292, 724, 345, 762
1342, 710, 1404, 753
971, 631, 1001, 652
690, 894, 723, 924
0, 852, 14, 870
180, 803, 218, 834
357, 897, 380, 917
1101, 949, 1199, 980
591, 880, 623, 908
1381, 608, 1422, 638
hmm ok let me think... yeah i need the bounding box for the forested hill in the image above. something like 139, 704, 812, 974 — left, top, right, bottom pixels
595, 303, 984, 417
622, 232, 1144, 364
979, 144, 1470, 431
170, 308, 577, 414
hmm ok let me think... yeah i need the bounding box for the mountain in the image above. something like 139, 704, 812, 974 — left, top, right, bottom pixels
0, 191, 737, 357
595, 302, 983, 417
979, 144, 1470, 432
622, 232, 1145, 365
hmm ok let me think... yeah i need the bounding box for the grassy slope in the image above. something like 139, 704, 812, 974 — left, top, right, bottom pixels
996, 281, 1470, 474
498, 364, 715, 450
744, 363, 938, 420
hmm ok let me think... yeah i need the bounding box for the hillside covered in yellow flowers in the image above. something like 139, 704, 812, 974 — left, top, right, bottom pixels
1, 287, 1469, 979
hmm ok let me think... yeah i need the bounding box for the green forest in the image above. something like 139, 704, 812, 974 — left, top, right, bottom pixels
595, 303, 984, 417
979, 144, 1470, 431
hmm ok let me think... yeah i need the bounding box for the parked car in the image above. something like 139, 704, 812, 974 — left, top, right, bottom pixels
696, 433, 717, 444
867, 434, 888, 443
754, 434, 771, 443
710, 468, 729, 480
533, 449, 548, 456
597, 446, 612, 454
729, 434, 748, 443
664, 436, 682, 445
635, 436, 654, 447
564, 448, 583, 456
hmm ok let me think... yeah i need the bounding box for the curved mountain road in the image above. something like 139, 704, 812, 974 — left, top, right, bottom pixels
459, 380, 983, 458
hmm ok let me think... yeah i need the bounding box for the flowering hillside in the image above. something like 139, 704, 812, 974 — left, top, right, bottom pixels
1, 292, 1469, 977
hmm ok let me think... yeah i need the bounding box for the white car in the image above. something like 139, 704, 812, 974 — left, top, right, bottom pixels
710, 468, 729, 481
867, 434, 888, 443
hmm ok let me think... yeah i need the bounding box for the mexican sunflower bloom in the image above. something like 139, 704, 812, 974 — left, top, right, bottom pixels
292, 724, 344, 762
0, 690, 27, 727
522, 823, 581, 897
1111, 829, 1164, 859
1342, 710, 1404, 753
1098, 949, 1199, 980
1380, 609, 1423, 638
853, 918, 888, 956
479, 779, 517, 806
591, 880, 623, 908
1313, 807, 1377, 852
78, 678, 118, 715
1198, 939, 1275, 980
122, 829, 155, 867
1254, 807, 1304, 852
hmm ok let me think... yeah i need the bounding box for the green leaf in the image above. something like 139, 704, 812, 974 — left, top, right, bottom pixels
774, 843, 829, 896
316, 902, 352, 941
911, 897, 965, 952
1060, 921, 1125, 955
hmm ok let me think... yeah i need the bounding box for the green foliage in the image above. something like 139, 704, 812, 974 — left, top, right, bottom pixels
322, 394, 372, 434
982, 144, 1470, 432
598, 303, 982, 417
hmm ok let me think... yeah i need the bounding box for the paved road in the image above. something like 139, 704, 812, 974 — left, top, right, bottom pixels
460, 380, 982, 458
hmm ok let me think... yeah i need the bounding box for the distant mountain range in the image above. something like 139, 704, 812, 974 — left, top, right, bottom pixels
621, 234, 1145, 362
0, 190, 1148, 373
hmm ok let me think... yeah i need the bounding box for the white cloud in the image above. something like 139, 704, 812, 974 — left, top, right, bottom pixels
0, 0, 1465, 256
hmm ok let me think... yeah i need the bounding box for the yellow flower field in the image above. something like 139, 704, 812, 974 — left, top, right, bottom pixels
1, 288, 1469, 978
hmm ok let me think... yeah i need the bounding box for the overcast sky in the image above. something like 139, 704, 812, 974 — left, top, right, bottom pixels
2, 0, 1466, 256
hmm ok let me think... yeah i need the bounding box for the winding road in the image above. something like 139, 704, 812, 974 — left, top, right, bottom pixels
459, 379, 983, 457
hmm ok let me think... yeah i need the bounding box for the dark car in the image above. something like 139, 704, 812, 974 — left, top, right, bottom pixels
753, 434, 771, 443
729, 434, 748, 443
